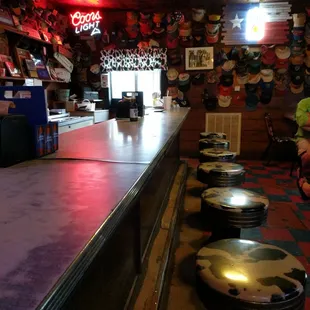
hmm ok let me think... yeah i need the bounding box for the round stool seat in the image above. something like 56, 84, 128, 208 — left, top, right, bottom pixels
201, 187, 269, 228
197, 162, 245, 187
200, 132, 227, 139
196, 239, 307, 310
199, 138, 230, 151
200, 148, 236, 163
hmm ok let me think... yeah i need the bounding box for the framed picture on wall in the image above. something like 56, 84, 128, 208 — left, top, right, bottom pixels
185, 47, 214, 71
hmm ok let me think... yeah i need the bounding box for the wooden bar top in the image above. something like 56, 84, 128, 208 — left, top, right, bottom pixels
47, 108, 189, 163
0, 108, 189, 310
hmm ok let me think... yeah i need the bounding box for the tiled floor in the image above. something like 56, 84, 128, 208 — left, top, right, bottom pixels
165, 159, 310, 310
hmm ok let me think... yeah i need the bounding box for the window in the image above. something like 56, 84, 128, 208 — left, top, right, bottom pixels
110, 70, 161, 107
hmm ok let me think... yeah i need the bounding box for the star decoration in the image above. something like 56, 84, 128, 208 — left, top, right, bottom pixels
230, 14, 244, 29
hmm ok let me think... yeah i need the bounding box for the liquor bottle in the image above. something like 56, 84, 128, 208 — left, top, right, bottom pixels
129, 98, 138, 122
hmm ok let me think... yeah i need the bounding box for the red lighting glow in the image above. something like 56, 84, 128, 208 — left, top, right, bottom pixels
70, 11, 102, 36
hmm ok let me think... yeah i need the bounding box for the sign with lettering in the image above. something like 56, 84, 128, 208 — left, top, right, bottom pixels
70, 11, 102, 36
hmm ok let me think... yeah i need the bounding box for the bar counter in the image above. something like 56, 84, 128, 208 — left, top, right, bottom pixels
0, 108, 189, 310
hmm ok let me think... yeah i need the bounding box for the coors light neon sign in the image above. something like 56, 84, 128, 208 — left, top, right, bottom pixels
70, 11, 102, 36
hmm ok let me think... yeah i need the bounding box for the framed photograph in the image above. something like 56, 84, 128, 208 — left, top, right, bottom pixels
14, 48, 32, 77
185, 47, 214, 71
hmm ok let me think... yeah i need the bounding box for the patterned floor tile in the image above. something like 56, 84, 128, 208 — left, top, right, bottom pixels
290, 229, 310, 242
246, 188, 265, 195
268, 169, 286, 175
250, 170, 273, 177
276, 179, 295, 186
257, 178, 277, 186
274, 173, 294, 181
267, 203, 305, 229
260, 228, 295, 241
268, 194, 291, 202
298, 242, 310, 256
303, 211, 310, 219
242, 182, 262, 188
302, 219, 310, 230
241, 227, 263, 240
296, 203, 310, 211
244, 177, 258, 183
290, 195, 306, 203
285, 189, 300, 195
295, 210, 306, 220
263, 187, 286, 195
248, 166, 266, 170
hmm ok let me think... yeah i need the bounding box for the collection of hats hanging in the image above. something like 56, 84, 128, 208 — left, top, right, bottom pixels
305, 9, 310, 97
166, 12, 184, 65
166, 68, 190, 106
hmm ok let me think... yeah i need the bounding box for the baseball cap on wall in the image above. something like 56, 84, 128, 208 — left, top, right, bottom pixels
218, 95, 232, 107
220, 75, 234, 87
290, 82, 304, 94
218, 84, 233, 96
246, 93, 259, 111
260, 69, 274, 82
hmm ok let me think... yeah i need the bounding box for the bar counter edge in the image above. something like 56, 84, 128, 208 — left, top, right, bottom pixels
37, 108, 190, 310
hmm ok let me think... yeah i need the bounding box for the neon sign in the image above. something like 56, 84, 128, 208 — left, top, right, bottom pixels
70, 11, 102, 36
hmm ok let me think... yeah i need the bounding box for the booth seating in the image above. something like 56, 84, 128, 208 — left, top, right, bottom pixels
200, 132, 227, 139
200, 148, 237, 163
196, 239, 307, 310
197, 162, 245, 187
201, 187, 269, 242
199, 138, 230, 151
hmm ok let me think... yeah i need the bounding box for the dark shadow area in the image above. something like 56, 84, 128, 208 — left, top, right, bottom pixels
177, 253, 197, 286
185, 212, 204, 231
187, 186, 206, 197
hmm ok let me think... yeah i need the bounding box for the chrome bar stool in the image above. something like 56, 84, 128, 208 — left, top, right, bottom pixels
200, 132, 227, 139
200, 148, 236, 163
201, 187, 269, 242
199, 138, 230, 151
197, 162, 245, 187
196, 239, 307, 310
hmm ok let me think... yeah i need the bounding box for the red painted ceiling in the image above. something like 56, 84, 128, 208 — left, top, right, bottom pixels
49, 0, 307, 12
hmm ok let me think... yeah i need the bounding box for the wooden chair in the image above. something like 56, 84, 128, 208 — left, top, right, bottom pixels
262, 113, 297, 176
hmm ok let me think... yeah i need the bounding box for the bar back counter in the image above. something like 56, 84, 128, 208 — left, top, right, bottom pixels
0, 108, 189, 310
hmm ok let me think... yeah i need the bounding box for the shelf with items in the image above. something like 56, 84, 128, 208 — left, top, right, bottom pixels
0, 22, 53, 45
0, 76, 67, 83
0, 44, 72, 84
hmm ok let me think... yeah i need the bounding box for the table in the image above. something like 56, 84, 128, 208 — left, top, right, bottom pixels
0, 108, 189, 310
